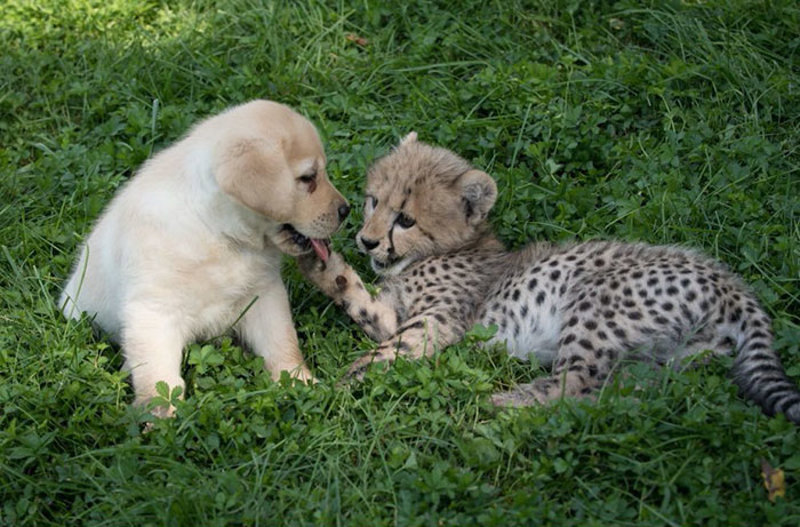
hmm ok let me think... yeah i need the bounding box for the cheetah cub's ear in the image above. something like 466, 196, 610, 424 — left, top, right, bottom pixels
459, 169, 497, 225
398, 131, 418, 147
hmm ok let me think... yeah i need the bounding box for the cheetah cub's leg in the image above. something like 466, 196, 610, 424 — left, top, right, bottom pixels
493, 317, 615, 407
345, 310, 463, 380
299, 251, 398, 342
300, 252, 463, 380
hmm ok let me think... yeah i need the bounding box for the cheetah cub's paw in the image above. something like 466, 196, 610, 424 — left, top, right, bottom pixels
298, 250, 349, 298
490, 383, 549, 408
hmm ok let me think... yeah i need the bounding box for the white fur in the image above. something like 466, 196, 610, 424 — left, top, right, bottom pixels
60, 100, 347, 414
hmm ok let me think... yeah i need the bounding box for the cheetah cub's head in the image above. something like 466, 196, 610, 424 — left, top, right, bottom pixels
357, 132, 497, 275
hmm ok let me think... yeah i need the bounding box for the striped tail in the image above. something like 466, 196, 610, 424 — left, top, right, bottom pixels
732, 328, 800, 424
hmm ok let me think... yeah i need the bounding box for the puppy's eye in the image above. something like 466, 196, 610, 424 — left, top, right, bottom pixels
298, 172, 316, 184
298, 171, 318, 192
396, 212, 416, 229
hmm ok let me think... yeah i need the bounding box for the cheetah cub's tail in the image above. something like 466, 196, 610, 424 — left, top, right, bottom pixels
732, 326, 800, 424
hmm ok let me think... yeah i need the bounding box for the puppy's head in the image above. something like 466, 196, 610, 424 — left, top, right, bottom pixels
213, 100, 349, 259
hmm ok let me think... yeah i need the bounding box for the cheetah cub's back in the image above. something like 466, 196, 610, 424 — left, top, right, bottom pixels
482, 240, 798, 423
303, 133, 800, 424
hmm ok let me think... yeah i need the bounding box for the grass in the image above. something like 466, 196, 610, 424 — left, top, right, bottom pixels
2, 0, 799, 524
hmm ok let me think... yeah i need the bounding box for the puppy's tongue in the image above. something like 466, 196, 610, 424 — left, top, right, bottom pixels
310, 239, 329, 262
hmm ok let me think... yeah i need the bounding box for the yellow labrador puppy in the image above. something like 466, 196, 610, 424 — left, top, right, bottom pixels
60, 100, 349, 415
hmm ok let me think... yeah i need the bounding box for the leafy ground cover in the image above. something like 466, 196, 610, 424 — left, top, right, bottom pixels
1, 0, 799, 524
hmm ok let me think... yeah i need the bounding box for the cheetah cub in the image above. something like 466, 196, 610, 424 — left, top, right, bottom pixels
300, 133, 800, 423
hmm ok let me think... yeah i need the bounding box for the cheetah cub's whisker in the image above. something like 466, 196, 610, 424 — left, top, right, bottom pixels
299, 133, 800, 424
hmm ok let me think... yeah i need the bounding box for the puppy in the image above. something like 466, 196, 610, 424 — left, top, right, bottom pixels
60, 100, 349, 415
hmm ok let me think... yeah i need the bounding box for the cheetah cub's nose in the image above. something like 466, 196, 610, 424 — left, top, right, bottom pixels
360, 236, 379, 251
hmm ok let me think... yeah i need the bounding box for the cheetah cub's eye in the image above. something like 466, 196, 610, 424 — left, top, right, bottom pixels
396, 212, 416, 229
365, 196, 377, 215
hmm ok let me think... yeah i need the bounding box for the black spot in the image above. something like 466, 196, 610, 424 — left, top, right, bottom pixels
666, 286, 679, 296
632, 271, 644, 279
584, 320, 597, 330
433, 313, 446, 324
647, 277, 659, 286
578, 339, 594, 351
597, 331, 608, 340
536, 291, 546, 305
610, 281, 620, 290
568, 316, 579, 327
728, 307, 742, 323
622, 299, 635, 308
512, 289, 520, 302
550, 269, 561, 281
661, 302, 674, 311
613, 328, 627, 339
563, 334, 576, 345
587, 364, 599, 377
521, 305, 528, 317
528, 278, 538, 290
400, 320, 425, 331
578, 301, 591, 311
622, 287, 633, 297
594, 258, 605, 267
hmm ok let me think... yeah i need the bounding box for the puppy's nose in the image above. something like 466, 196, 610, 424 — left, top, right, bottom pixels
360, 236, 379, 251
338, 204, 350, 222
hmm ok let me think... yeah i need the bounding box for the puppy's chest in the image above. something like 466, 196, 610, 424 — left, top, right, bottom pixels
184, 245, 279, 326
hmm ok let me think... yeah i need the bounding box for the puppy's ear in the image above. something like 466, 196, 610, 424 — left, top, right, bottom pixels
214, 138, 293, 221
459, 169, 497, 225
399, 131, 418, 147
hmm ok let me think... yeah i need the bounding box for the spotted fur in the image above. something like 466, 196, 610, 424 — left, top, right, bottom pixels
300, 134, 800, 423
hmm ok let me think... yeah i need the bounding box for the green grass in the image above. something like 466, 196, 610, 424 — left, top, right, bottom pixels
2, 0, 800, 524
